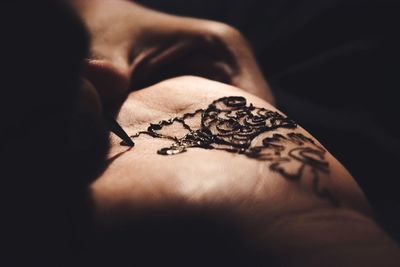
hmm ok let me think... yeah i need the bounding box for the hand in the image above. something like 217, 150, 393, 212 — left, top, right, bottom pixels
92, 75, 368, 225
87, 77, 400, 266
71, 0, 274, 111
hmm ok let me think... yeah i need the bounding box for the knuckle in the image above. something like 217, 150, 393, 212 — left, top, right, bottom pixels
207, 21, 245, 42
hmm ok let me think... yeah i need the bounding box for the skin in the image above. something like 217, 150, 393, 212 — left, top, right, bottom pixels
71, 0, 274, 112
89, 76, 398, 266
66, 0, 400, 265
94, 76, 367, 219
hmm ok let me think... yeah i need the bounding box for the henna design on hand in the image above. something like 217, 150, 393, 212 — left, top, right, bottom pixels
127, 96, 338, 205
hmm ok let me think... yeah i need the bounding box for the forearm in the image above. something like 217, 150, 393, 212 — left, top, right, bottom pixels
250, 208, 400, 266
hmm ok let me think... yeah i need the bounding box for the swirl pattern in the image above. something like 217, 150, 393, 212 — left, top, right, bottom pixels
129, 96, 297, 154
127, 96, 337, 205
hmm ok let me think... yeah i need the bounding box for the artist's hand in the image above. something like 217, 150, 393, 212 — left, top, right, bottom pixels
71, 0, 274, 110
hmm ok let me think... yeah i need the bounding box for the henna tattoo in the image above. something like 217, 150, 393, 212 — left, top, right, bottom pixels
127, 96, 338, 205
246, 133, 338, 205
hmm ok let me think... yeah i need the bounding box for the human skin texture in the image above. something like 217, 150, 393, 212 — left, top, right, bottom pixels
70, 0, 274, 111
89, 77, 399, 266
68, 0, 399, 265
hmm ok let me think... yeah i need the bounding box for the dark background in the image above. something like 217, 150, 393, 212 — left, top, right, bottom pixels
137, 0, 400, 241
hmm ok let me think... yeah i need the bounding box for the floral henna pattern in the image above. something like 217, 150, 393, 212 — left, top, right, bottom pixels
245, 133, 337, 205
128, 96, 338, 205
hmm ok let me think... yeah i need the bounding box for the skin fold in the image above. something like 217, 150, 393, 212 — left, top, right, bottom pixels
71, 0, 274, 112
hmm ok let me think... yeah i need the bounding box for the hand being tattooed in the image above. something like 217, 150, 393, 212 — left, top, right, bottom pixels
127, 95, 336, 205
89, 76, 400, 266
